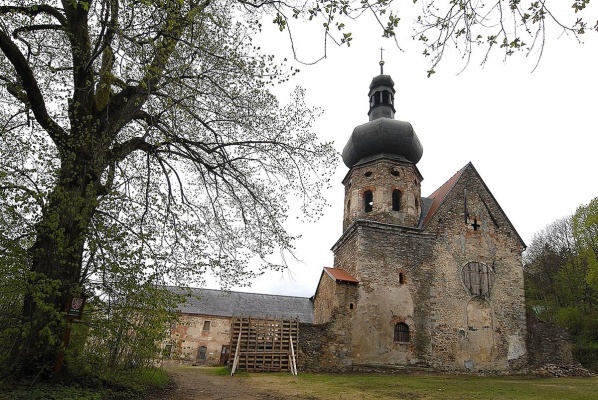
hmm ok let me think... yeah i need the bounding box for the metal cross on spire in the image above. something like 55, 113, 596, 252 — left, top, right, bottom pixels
379, 47, 385, 74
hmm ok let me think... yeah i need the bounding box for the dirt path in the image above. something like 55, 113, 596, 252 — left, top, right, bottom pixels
154, 366, 295, 400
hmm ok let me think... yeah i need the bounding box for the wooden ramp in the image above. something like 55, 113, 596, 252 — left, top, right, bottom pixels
229, 316, 299, 374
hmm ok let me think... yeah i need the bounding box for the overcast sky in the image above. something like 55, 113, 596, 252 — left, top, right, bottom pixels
204, 4, 598, 297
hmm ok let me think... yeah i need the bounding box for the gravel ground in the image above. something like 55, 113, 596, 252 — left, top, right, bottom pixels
151, 366, 294, 400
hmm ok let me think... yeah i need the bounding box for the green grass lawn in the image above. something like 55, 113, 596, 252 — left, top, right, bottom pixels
2, 367, 597, 399
207, 368, 598, 400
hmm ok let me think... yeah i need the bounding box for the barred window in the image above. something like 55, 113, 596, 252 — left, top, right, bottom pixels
461, 262, 494, 297
394, 322, 410, 343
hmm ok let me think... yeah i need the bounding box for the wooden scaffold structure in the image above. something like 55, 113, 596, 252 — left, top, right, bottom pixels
229, 316, 299, 375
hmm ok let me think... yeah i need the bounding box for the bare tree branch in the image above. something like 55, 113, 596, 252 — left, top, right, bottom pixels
0, 30, 67, 143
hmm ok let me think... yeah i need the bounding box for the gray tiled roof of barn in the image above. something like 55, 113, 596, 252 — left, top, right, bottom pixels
168, 287, 314, 323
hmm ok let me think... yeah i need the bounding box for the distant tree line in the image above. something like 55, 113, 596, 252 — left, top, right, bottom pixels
524, 197, 598, 370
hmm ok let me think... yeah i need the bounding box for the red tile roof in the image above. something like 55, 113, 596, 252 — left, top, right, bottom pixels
323, 267, 359, 284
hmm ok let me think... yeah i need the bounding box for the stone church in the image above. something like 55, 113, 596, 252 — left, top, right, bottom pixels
307, 67, 528, 372
167, 66, 529, 373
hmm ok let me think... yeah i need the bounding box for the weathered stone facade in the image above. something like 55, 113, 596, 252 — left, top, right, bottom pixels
167, 314, 231, 366
342, 159, 423, 230
424, 166, 527, 372
313, 160, 528, 373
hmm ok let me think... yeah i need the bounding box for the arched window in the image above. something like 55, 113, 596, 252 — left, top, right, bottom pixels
364, 190, 373, 212
394, 323, 410, 342
371, 94, 381, 106
392, 189, 401, 211
382, 90, 390, 104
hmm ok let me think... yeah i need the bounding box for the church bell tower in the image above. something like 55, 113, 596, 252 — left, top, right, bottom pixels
341, 61, 424, 230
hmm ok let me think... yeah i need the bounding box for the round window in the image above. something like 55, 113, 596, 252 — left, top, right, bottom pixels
461, 262, 494, 297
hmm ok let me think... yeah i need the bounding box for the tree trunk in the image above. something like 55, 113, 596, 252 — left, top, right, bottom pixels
10, 155, 101, 378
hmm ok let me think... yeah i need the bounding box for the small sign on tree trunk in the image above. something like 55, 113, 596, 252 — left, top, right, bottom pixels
66, 296, 86, 320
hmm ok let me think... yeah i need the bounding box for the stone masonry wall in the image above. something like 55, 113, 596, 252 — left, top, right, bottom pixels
342, 159, 423, 230
424, 165, 527, 372
332, 228, 358, 277
299, 284, 358, 372
168, 314, 231, 366
526, 314, 575, 367
340, 222, 436, 366
313, 272, 336, 324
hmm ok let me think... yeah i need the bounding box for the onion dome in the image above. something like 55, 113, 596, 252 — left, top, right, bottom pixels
341, 72, 423, 168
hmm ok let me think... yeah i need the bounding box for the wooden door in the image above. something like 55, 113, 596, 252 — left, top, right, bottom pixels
220, 345, 230, 365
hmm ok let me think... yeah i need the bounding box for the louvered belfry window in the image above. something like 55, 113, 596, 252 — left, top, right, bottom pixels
461, 262, 494, 297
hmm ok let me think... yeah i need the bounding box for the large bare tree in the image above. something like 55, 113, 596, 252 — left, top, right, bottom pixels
0, 0, 339, 377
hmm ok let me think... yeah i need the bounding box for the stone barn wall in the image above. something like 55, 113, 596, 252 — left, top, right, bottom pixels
167, 314, 231, 366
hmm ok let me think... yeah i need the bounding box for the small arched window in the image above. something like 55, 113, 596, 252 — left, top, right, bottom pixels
371, 94, 381, 106
394, 323, 410, 342
392, 189, 401, 211
364, 190, 373, 212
